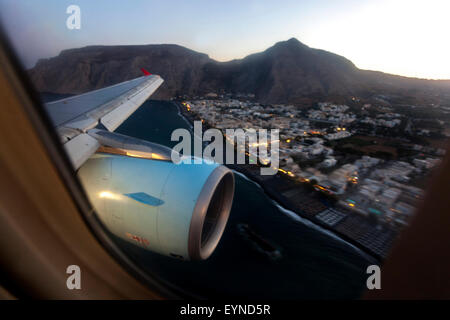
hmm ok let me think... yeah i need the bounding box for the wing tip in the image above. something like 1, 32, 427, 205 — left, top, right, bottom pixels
140, 68, 151, 76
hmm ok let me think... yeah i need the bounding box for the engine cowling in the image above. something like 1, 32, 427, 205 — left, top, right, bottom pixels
78, 152, 235, 261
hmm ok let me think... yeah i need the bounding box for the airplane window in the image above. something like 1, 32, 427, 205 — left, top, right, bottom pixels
1, 1, 449, 300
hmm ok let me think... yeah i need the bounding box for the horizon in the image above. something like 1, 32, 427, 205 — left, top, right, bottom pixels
1, 0, 450, 80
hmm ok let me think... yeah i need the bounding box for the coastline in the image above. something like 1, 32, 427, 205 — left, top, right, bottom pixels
173, 100, 382, 262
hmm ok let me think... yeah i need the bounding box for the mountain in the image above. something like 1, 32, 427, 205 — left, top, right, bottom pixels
28, 38, 450, 106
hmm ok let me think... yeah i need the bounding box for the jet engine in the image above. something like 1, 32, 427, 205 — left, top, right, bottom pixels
77, 130, 235, 260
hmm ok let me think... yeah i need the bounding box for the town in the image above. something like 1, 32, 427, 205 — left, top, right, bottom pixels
178, 93, 449, 258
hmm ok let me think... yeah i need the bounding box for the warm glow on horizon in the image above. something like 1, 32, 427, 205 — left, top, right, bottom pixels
301, 0, 450, 79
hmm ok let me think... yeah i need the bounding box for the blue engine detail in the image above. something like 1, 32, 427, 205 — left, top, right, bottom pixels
77, 152, 235, 261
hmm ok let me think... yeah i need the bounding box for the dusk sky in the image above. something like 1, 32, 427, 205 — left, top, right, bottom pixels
1, 0, 449, 79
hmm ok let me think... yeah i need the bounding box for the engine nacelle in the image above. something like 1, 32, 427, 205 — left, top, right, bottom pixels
78, 152, 234, 260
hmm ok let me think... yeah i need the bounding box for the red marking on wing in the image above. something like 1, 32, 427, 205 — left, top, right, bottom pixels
140, 68, 151, 76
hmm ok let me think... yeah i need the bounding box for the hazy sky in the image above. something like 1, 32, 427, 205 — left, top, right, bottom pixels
1, 0, 449, 79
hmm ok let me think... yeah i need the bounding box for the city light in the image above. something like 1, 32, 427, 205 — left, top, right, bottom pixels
183, 93, 445, 260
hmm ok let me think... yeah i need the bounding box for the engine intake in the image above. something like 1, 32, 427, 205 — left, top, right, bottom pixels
78, 148, 234, 261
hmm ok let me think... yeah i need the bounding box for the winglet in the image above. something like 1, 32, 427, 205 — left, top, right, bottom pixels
140, 68, 151, 76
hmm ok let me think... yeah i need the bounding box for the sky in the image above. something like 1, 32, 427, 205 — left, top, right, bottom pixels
0, 0, 449, 79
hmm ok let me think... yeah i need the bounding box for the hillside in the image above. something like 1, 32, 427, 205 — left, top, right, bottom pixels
29, 38, 450, 106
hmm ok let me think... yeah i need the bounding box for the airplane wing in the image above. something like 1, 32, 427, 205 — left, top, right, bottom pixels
43, 73, 164, 169
38, 71, 234, 262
